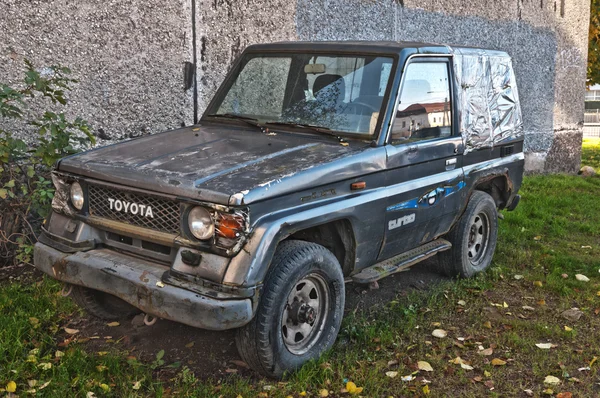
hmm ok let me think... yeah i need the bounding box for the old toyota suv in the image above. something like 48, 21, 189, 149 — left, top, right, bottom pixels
34, 41, 524, 378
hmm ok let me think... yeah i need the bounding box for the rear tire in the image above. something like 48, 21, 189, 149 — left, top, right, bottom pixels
439, 191, 498, 278
236, 240, 345, 378
70, 285, 140, 321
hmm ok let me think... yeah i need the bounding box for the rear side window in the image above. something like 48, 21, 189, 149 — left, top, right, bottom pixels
391, 62, 452, 144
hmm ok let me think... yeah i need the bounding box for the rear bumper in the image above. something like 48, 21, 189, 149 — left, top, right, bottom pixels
33, 242, 254, 330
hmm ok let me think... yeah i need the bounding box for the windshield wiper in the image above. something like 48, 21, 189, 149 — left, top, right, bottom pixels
265, 121, 346, 141
206, 113, 265, 130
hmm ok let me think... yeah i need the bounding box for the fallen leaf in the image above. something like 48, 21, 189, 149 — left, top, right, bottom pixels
401, 375, 415, 381
544, 375, 560, 385
96, 365, 107, 372
564, 326, 573, 332
537, 299, 546, 306
64, 327, 79, 335
534, 235, 542, 240
457, 300, 466, 306
514, 274, 524, 280
561, 274, 569, 279
483, 321, 492, 329
345, 381, 363, 395
156, 281, 165, 288
387, 359, 398, 367
107, 322, 120, 327
422, 385, 430, 395
418, 361, 434, 372
132, 381, 142, 390
185, 342, 195, 348
522, 305, 535, 311
534, 281, 543, 287
556, 393, 573, 398
542, 388, 554, 395
479, 347, 493, 356
6, 381, 16, 393
340, 142, 349, 147
38, 362, 52, 370
460, 362, 474, 370
536, 343, 553, 349
561, 308, 583, 322
491, 358, 506, 366
385, 371, 398, 378
524, 389, 534, 396
484, 370, 491, 377
590, 357, 598, 367
319, 389, 329, 397
575, 274, 590, 282
432, 329, 447, 338
581, 245, 592, 249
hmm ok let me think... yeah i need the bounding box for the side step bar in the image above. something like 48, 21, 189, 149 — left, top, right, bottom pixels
351, 239, 452, 284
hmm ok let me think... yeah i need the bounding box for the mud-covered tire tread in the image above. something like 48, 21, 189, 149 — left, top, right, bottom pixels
70, 285, 139, 320
439, 190, 499, 278
235, 240, 344, 378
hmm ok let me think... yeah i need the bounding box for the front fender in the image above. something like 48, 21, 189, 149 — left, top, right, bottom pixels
223, 193, 387, 287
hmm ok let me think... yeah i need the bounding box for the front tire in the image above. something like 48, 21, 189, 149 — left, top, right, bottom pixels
236, 240, 345, 378
439, 191, 499, 278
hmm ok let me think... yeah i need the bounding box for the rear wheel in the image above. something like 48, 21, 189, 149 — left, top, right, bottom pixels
70, 285, 140, 320
236, 240, 345, 378
439, 191, 498, 278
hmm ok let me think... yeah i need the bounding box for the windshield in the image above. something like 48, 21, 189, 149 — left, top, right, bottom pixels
205, 53, 395, 136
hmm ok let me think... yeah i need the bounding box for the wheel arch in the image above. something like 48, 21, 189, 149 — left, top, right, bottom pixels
472, 173, 513, 209
283, 219, 357, 277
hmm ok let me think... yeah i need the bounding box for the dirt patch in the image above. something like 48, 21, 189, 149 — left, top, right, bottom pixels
58, 258, 447, 380
0, 263, 43, 286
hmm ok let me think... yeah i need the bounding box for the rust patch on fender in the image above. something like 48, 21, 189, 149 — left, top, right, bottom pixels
139, 270, 150, 283
52, 258, 68, 277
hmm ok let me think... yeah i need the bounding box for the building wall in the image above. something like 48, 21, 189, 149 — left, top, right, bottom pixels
0, 0, 590, 173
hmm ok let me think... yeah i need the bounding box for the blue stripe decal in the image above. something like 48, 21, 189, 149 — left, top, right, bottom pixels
386, 180, 465, 212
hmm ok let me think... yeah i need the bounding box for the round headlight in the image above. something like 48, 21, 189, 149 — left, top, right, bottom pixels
188, 206, 214, 240
70, 182, 84, 210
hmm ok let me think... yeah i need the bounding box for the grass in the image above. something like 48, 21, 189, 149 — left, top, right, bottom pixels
2, 140, 600, 397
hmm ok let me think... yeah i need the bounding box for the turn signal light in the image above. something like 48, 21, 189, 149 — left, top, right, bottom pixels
217, 214, 244, 239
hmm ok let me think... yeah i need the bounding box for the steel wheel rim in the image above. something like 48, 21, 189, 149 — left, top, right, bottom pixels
467, 211, 490, 267
281, 273, 329, 355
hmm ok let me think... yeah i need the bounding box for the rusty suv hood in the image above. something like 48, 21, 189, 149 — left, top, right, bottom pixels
58, 123, 383, 205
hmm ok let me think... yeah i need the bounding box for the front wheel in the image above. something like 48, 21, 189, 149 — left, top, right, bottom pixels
439, 190, 499, 278
236, 240, 345, 378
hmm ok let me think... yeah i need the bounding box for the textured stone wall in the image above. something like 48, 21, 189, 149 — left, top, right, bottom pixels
0, 0, 590, 172
0, 0, 194, 141
297, 0, 589, 173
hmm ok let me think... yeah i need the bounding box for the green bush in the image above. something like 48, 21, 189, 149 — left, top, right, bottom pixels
0, 60, 95, 266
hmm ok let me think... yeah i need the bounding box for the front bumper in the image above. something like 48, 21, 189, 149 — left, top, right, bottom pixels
33, 242, 254, 330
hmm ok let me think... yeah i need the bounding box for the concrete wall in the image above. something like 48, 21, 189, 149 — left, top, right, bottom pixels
0, 0, 590, 173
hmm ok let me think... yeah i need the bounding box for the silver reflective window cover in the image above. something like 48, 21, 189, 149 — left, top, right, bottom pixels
450, 48, 523, 153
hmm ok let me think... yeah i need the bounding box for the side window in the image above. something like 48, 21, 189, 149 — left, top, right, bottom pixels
391, 62, 452, 144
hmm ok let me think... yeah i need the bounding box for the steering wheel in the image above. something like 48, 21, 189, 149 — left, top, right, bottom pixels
344, 101, 379, 133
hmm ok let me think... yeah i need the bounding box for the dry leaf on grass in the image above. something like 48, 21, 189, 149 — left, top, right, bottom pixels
479, 347, 494, 356
544, 375, 561, 385
386, 371, 398, 378
575, 274, 590, 282
64, 327, 79, 335
432, 329, 447, 338
491, 358, 507, 366
536, 343, 553, 349
418, 361, 434, 372
106, 322, 120, 327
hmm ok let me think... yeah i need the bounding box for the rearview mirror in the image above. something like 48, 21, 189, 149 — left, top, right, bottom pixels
304, 64, 326, 74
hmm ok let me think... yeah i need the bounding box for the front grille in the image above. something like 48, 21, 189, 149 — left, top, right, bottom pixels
88, 184, 180, 234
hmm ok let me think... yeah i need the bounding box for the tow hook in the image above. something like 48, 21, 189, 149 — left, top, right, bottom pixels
143, 313, 158, 326
60, 284, 73, 297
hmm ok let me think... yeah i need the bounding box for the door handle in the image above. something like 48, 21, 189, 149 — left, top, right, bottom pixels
446, 158, 457, 170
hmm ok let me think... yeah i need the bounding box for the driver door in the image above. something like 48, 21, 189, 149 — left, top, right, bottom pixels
378, 57, 465, 260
